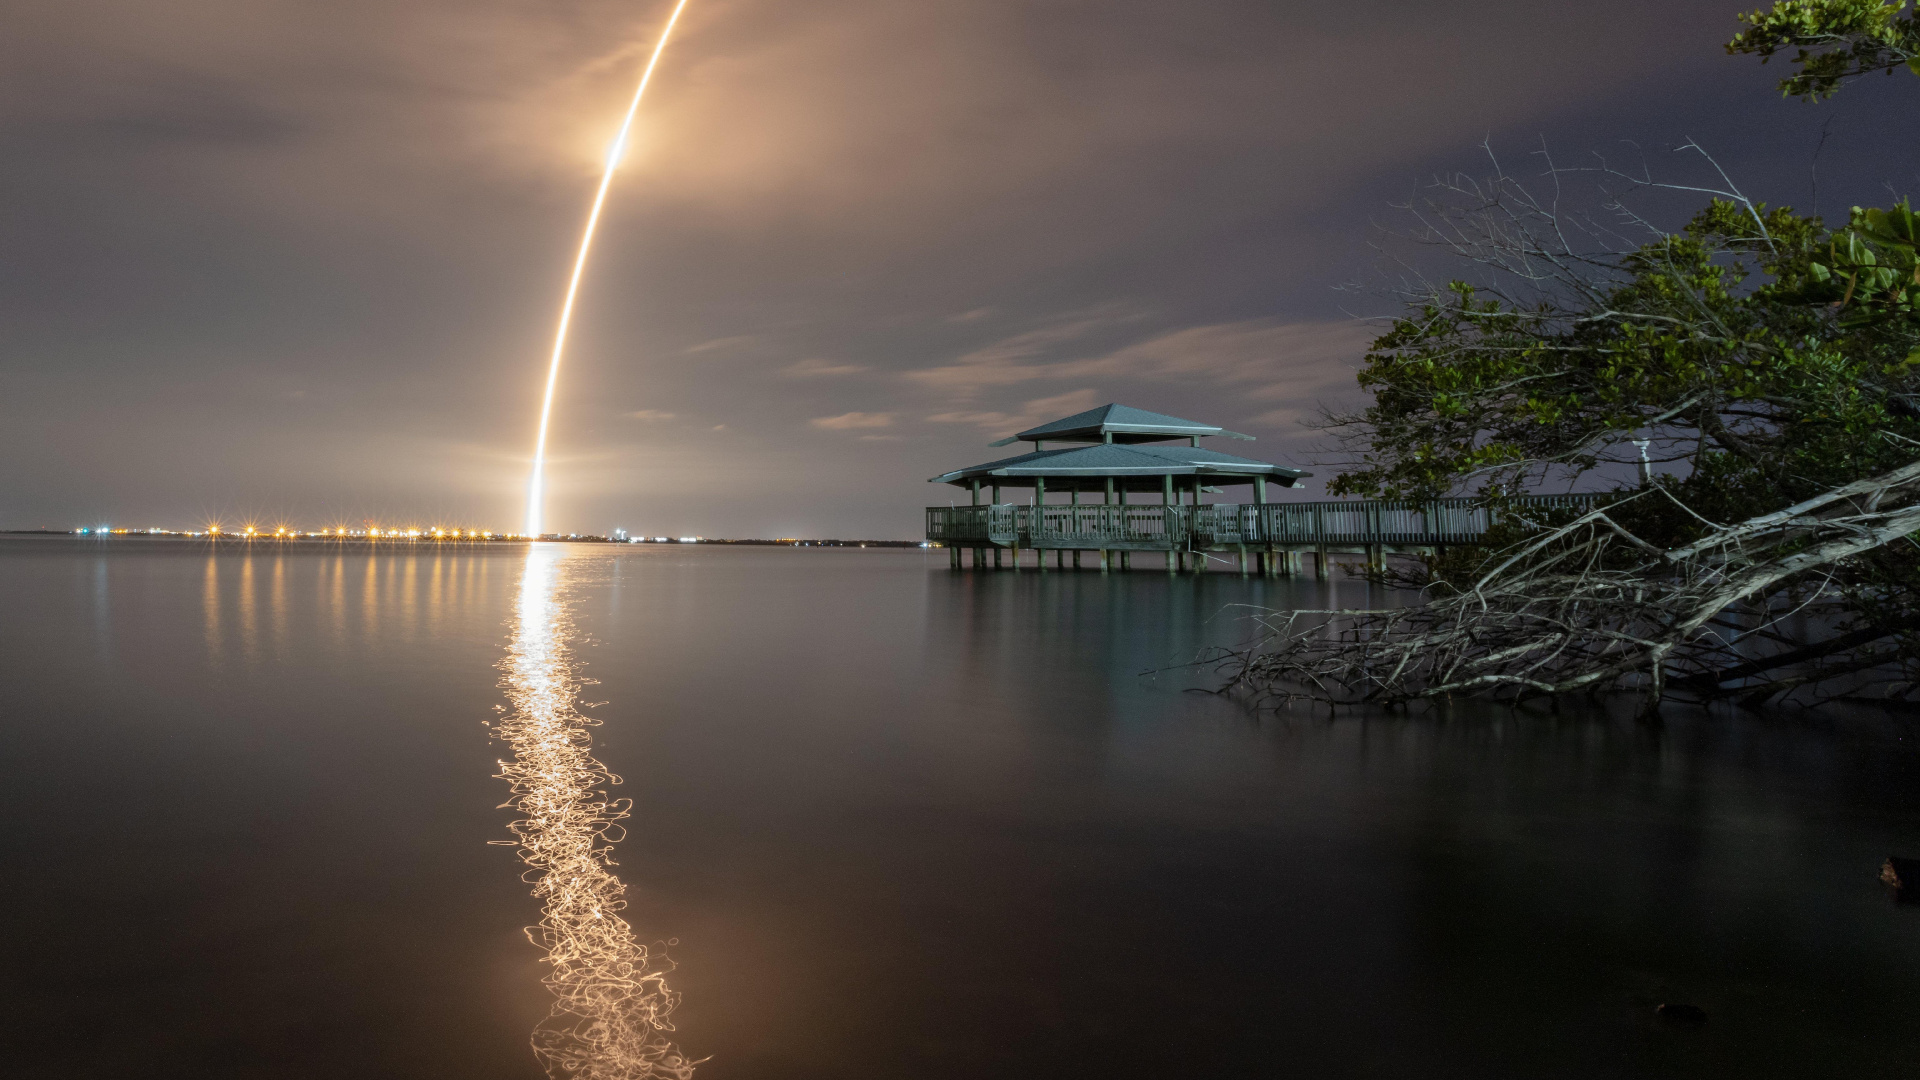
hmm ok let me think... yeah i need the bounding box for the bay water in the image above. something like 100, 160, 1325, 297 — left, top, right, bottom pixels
3, 536, 1916, 1077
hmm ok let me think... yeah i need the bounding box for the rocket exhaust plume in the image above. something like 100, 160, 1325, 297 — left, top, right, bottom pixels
525, 0, 693, 539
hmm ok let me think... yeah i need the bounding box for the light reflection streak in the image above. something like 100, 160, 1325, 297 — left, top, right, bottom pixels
270, 556, 288, 654
497, 545, 693, 1079
328, 555, 346, 648
92, 557, 111, 659
203, 556, 222, 663
402, 556, 419, 636
239, 556, 258, 662
360, 557, 375, 640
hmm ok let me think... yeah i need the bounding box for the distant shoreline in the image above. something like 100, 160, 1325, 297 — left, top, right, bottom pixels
0, 531, 927, 548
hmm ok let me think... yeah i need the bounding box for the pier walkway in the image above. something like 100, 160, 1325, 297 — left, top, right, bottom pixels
926, 494, 1603, 575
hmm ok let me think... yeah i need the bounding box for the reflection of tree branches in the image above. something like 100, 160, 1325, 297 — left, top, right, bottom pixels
1220, 459, 1920, 713
498, 553, 695, 1080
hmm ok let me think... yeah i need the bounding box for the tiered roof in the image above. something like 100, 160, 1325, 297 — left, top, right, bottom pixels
931, 403, 1308, 489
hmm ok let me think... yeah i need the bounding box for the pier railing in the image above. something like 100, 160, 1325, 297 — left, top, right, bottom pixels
926, 495, 1605, 550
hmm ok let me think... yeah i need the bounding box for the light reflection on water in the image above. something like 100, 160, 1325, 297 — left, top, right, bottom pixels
496, 545, 694, 1079
191, 547, 511, 669
202, 554, 222, 662
239, 553, 258, 660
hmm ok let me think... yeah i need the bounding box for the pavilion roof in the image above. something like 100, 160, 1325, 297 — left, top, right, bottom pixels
992, 403, 1253, 445
929, 442, 1309, 487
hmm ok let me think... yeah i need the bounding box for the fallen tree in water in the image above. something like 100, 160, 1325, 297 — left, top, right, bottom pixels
1226, 459, 1920, 710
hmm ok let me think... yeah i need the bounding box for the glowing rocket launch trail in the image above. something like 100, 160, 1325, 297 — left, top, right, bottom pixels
525, 0, 692, 539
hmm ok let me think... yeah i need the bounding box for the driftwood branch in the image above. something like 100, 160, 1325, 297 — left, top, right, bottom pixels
1222, 458, 1920, 711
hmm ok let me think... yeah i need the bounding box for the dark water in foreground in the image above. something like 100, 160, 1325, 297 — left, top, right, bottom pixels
3, 536, 1918, 1078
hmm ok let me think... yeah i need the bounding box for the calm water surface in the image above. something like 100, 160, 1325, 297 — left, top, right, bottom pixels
2, 535, 1917, 1078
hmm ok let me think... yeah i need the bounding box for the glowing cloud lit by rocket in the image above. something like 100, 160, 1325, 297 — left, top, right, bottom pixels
525, 0, 693, 538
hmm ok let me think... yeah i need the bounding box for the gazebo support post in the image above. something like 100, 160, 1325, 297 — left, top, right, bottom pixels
1104, 479, 1116, 569
1070, 484, 1080, 569
1162, 475, 1177, 574
1182, 474, 1198, 572
991, 482, 1002, 570
1253, 475, 1272, 577
1035, 477, 1046, 574
968, 479, 982, 572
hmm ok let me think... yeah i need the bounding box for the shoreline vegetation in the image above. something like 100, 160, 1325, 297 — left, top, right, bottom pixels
1230, 1, 1920, 713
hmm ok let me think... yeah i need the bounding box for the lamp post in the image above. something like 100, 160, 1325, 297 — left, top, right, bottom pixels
1632, 439, 1653, 486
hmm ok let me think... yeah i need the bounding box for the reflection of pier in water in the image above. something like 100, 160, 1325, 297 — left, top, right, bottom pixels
497, 545, 693, 1079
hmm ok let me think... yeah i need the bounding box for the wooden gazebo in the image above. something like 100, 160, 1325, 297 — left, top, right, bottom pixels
926, 404, 1311, 572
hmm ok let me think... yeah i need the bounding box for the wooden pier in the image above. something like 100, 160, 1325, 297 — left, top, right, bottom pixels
923, 403, 1601, 575
926, 495, 1603, 576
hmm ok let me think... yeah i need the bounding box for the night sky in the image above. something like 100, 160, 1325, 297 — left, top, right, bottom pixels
2, 1, 1911, 537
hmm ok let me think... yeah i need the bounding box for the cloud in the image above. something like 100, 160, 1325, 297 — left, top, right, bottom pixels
626, 409, 676, 421
685, 335, 760, 354
927, 389, 1104, 434
909, 319, 1376, 454
810, 411, 895, 430
782, 357, 866, 378
1082, 319, 1372, 399
909, 316, 1373, 401
907, 311, 1137, 396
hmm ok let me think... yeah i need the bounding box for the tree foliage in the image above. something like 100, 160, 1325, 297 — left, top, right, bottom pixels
1331, 181, 1920, 517
1729, 0, 1920, 100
